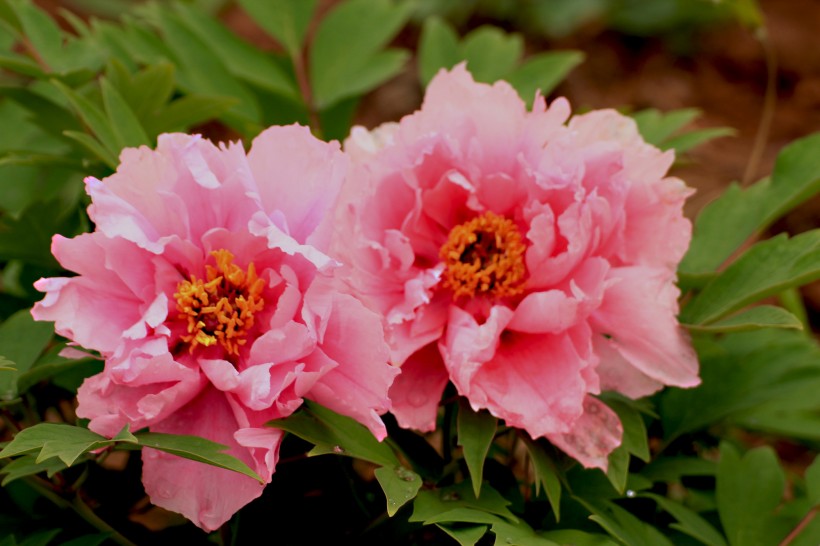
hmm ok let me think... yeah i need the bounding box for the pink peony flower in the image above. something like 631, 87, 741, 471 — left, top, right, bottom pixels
32, 126, 398, 531
336, 65, 699, 470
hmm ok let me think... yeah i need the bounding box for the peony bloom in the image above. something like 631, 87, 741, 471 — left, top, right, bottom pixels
32, 126, 398, 531
337, 65, 699, 469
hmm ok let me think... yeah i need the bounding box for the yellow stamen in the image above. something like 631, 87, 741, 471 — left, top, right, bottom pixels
174, 249, 266, 356
439, 211, 527, 300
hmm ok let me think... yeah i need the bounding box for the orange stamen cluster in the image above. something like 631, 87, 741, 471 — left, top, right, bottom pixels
439, 211, 527, 300
174, 249, 266, 356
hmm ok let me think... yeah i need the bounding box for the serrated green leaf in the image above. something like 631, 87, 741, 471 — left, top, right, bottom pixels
681, 132, 820, 276
457, 400, 497, 498
577, 497, 675, 546
437, 524, 488, 546
460, 25, 522, 83
523, 438, 562, 520
0, 309, 53, 400
418, 16, 461, 86
374, 465, 422, 516
172, 2, 298, 99
106, 60, 175, 121
490, 521, 559, 546
411, 481, 518, 525
310, 0, 412, 109
683, 305, 803, 333
641, 493, 728, 546
134, 432, 263, 483
236, 0, 317, 60
0, 423, 112, 466
717, 443, 786, 546
270, 400, 398, 467
681, 230, 820, 325
507, 51, 584, 102
101, 77, 150, 149
0, 454, 67, 486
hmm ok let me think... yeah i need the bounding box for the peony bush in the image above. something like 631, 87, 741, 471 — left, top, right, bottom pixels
2, 2, 820, 545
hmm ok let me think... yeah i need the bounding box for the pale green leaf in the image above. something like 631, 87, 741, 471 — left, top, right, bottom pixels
101, 77, 150, 149
0, 310, 53, 400
806, 455, 820, 506
460, 25, 522, 83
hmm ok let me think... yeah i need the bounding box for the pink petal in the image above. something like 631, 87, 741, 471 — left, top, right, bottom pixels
546, 396, 622, 470
388, 343, 449, 432
142, 387, 277, 532
591, 266, 699, 389
247, 125, 348, 247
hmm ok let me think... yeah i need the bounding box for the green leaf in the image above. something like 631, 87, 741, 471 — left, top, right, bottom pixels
0, 355, 16, 372
683, 305, 803, 333
147, 94, 238, 135
490, 521, 559, 546
172, 2, 298, 99
134, 432, 263, 483
100, 77, 150, 149
59, 534, 111, 546
633, 108, 700, 147
522, 438, 562, 520
541, 530, 619, 546
641, 493, 728, 546
681, 132, 820, 276
17, 529, 60, 546
681, 230, 820, 325
0, 454, 68, 485
436, 525, 488, 546
418, 16, 461, 86
807, 455, 820, 506
576, 497, 675, 546
661, 330, 820, 441
236, 0, 317, 60
0, 309, 53, 400
605, 446, 629, 495
374, 465, 423, 516
6, 0, 61, 70
662, 126, 735, 154
411, 481, 518, 524
106, 61, 175, 121
460, 25, 522, 83
17, 345, 99, 394
640, 457, 716, 483
62, 130, 117, 169
507, 51, 584, 102
457, 400, 497, 498
604, 398, 650, 462
50, 79, 119, 158
270, 401, 398, 467
310, 0, 412, 109
717, 443, 786, 546
0, 423, 117, 466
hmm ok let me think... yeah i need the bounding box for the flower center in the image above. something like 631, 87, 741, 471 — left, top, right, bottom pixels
174, 249, 266, 356
439, 211, 527, 300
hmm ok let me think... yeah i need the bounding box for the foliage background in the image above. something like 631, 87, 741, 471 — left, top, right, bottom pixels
1, 0, 820, 545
